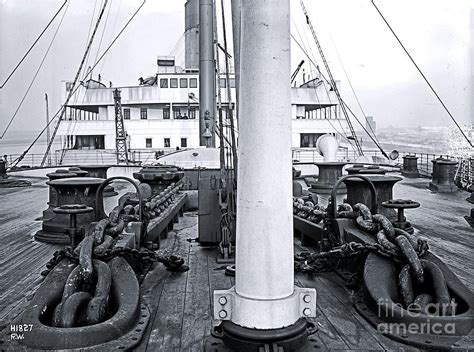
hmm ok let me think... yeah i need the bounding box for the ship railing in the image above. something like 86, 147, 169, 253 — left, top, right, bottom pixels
291, 147, 473, 187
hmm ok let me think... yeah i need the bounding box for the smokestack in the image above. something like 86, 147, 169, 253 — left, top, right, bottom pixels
185, 0, 199, 70
199, 0, 216, 147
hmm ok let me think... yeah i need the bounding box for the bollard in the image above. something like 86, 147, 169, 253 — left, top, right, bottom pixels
35, 177, 105, 244
41, 169, 78, 221
401, 155, 419, 178
346, 165, 387, 175
309, 162, 346, 194
68, 167, 89, 177
344, 175, 402, 221
429, 159, 458, 193
80, 165, 117, 196
0, 159, 7, 178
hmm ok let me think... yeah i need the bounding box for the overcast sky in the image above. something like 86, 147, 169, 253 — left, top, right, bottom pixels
0, 0, 472, 134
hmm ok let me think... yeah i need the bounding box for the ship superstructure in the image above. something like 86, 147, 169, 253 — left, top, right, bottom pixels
55, 0, 348, 163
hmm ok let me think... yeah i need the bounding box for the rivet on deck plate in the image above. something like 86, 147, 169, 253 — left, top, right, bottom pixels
303, 308, 311, 316
303, 294, 311, 303
218, 296, 227, 305
219, 310, 227, 319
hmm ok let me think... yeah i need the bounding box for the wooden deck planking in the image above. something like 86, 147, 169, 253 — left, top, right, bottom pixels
144, 216, 192, 352
394, 178, 474, 291
0, 175, 472, 351
0, 177, 130, 328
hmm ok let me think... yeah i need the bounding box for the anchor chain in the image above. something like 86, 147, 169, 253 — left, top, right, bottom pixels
39, 182, 189, 328
294, 198, 453, 317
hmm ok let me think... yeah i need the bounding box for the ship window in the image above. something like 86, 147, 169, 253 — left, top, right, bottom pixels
229, 78, 236, 88
180, 78, 188, 88
146, 138, 152, 148
170, 78, 178, 88
173, 107, 181, 119
160, 78, 168, 88
190, 78, 197, 88
163, 107, 170, 119
123, 108, 130, 119
140, 108, 147, 119
66, 82, 74, 91
164, 138, 170, 148
219, 78, 227, 88
181, 138, 187, 148
188, 107, 196, 119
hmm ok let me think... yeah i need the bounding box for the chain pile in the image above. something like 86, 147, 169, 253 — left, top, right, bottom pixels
294, 199, 429, 276
39, 182, 189, 328
123, 182, 183, 222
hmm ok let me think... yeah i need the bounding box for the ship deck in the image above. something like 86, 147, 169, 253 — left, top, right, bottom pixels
0, 174, 472, 351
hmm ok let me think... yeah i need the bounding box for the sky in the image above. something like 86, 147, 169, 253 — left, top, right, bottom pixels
0, 0, 473, 135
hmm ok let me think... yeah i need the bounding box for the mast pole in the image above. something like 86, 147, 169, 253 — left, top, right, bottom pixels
199, 0, 216, 147
211, 0, 316, 349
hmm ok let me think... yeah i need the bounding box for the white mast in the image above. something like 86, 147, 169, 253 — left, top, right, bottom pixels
213, 0, 316, 346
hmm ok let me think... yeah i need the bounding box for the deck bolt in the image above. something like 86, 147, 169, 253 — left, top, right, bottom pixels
219, 310, 227, 319
303, 294, 311, 303
303, 308, 312, 316
218, 296, 227, 305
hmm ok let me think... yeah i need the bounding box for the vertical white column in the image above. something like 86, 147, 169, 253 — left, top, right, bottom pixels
236, 0, 294, 324
199, 0, 216, 147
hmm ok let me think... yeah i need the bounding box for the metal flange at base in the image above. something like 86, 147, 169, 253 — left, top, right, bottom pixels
204, 319, 325, 352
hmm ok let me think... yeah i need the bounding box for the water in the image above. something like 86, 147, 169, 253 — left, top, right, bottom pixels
0, 131, 62, 156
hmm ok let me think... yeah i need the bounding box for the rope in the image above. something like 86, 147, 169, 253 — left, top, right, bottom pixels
0, 0, 67, 89
220, 0, 238, 174
290, 33, 389, 159
371, 0, 473, 148
329, 35, 382, 147
0, 1, 70, 139
11, 0, 146, 168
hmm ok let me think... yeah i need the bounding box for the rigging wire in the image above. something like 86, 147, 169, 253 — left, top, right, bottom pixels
371, 0, 472, 148
292, 21, 354, 146
0, 0, 67, 89
12, 0, 146, 168
93, 0, 112, 68
299, 0, 363, 156
220, 0, 238, 175
43, 0, 109, 167
99, 0, 122, 73
0, 0, 70, 139
291, 33, 389, 158
64, 0, 102, 152
329, 35, 381, 146
290, 33, 354, 147
213, 0, 227, 177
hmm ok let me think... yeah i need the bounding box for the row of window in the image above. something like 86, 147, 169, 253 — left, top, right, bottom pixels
145, 138, 187, 148
123, 108, 197, 120
160, 78, 197, 89
158, 77, 236, 89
